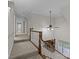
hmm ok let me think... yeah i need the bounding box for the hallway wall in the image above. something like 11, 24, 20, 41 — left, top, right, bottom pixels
8, 8, 15, 57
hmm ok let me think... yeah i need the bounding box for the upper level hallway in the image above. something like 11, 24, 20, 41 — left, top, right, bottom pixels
8, 0, 70, 59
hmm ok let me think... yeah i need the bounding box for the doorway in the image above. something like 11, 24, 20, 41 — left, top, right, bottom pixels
17, 23, 22, 33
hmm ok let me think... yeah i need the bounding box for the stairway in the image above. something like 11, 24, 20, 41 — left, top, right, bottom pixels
41, 45, 68, 59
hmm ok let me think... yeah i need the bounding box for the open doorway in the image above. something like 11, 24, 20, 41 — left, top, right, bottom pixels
17, 23, 22, 33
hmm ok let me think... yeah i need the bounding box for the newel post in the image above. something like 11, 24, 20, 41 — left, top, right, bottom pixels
39, 32, 42, 55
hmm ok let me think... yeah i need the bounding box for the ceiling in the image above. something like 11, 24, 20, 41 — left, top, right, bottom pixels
14, 0, 69, 17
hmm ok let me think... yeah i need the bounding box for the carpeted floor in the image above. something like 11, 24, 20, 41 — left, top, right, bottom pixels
10, 40, 68, 59
10, 41, 43, 59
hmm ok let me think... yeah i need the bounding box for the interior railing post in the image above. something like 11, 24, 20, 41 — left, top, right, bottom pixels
39, 32, 42, 55
29, 28, 31, 41
29, 28, 33, 41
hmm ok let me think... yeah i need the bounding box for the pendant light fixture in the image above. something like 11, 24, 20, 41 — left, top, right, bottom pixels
47, 10, 54, 30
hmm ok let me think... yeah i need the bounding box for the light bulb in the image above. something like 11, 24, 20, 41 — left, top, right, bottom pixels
51, 28, 54, 30
47, 28, 50, 30
47, 28, 54, 30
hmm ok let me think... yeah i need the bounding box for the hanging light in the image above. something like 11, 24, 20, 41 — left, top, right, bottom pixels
47, 10, 54, 30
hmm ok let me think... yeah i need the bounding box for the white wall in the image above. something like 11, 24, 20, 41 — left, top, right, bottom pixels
54, 6, 70, 42
29, 14, 54, 41
54, 17, 70, 42
54, 6, 70, 57
29, 11, 69, 41
8, 8, 15, 58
